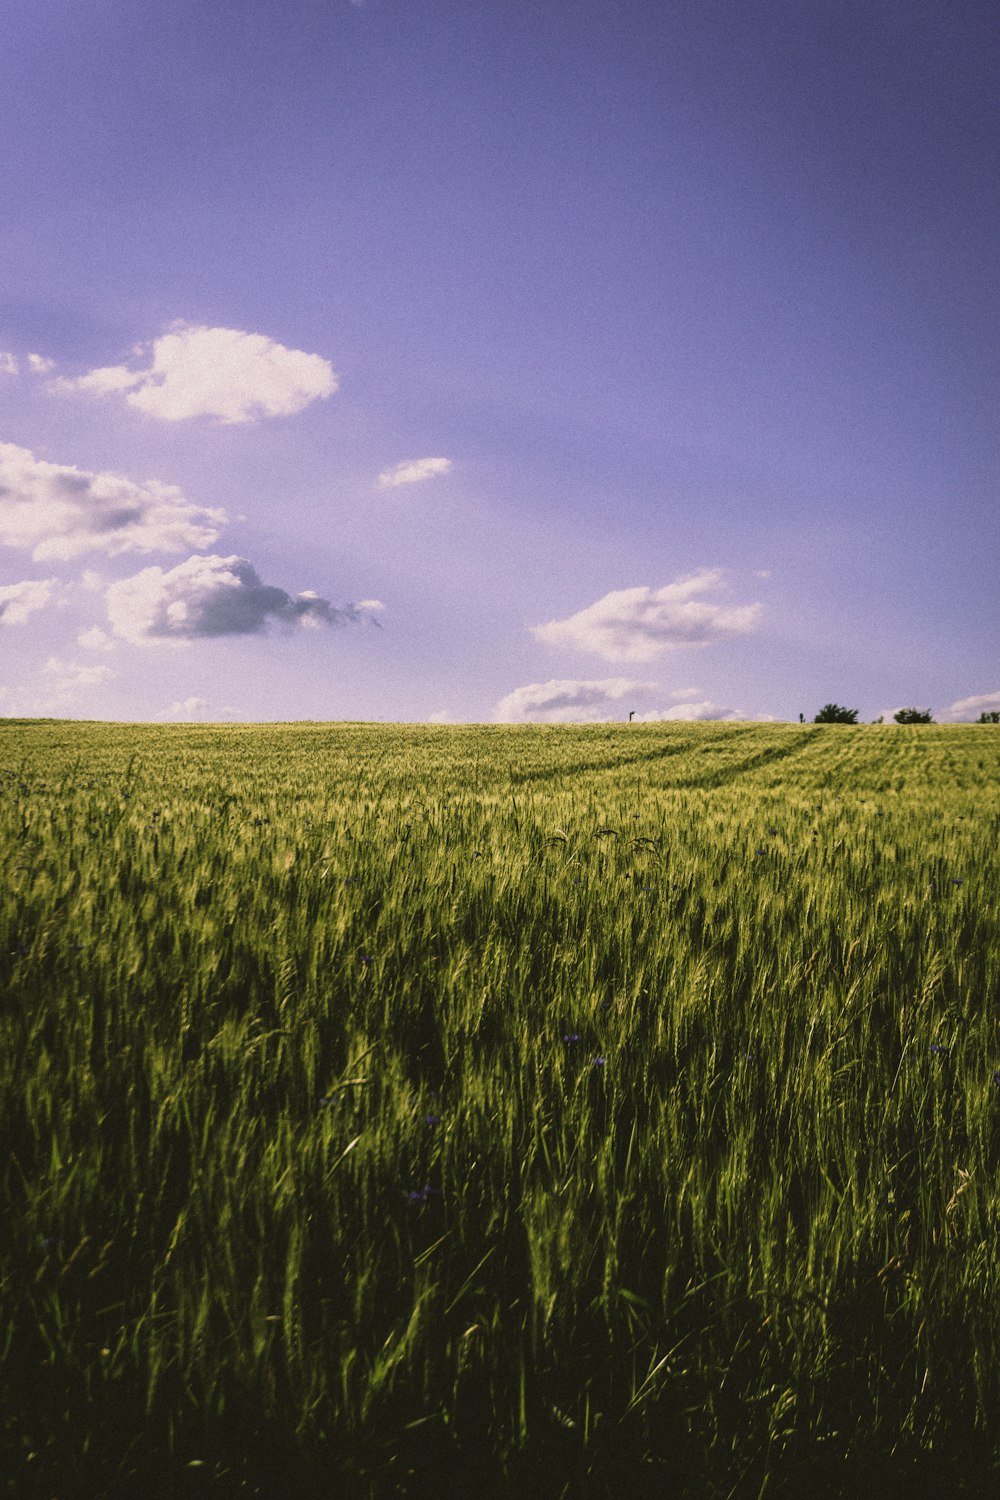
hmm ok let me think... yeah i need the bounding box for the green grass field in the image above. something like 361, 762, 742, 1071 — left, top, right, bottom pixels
2, 720, 999, 1497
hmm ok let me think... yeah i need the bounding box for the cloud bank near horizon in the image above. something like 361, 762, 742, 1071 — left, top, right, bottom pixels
492, 677, 752, 724
940, 690, 1000, 721
493, 677, 656, 723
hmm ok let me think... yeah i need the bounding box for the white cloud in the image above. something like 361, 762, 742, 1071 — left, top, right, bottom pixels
493, 677, 657, 724
43, 657, 116, 696
0, 351, 18, 376
52, 323, 338, 424
634, 700, 745, 722
105, 553, 382, 644
0, 442, 226, 561
427, 708, 457, 723
531, 569, 762, 663
939, 690, 1000, 722
77, 626, 116, 652
154, 698, 244, 721
157, 696, 210, 720
377, 457, 452, 489
0, 577, 59, 625
27, 353, 56, 375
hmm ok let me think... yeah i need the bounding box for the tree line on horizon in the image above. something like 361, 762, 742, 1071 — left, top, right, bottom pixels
809, 704, 1000, 725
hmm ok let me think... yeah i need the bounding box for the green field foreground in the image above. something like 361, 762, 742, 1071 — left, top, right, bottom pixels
2, 720, 999, 1497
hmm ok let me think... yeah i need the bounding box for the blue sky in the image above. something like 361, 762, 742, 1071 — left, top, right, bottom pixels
1, 0, 997, 724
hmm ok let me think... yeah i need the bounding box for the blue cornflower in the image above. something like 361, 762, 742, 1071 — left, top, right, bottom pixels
407, 1184, 437, 1205
930, 1043, 947, 1055
425, 1114, 441, 1127
592, 1056, 606, 1068
563, 1033, 580, 1044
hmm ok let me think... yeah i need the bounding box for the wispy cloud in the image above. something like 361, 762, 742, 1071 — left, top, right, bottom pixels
493, 677, 658, 723
154, 696, 242, 722
0, 442, 225, 561
52, 323, 338, 424
43, 657, 116, 695
377, 456, 452, 489
105, 553, 383, 644
77, 626, 116, 652
531, 569, 761, 663
155, 696, 211, 721
27, 353, 56, 374
0, 350, 18, 376
0, 577, 60, 625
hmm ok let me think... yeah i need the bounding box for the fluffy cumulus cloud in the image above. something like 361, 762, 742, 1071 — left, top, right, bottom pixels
27, 353, 56, 375
53, 323, 338, 424
377, 457, 452, 489
0, 577, 59, 625
0, 351, 18, 376
105, 554, 383, 644
0, 442, 225, 561
493, 677, 657, 724
940, 690, 1000, 722
532, 569, 761, 663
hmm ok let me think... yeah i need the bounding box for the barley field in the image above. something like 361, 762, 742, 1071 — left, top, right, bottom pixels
2, 719, 999, 1497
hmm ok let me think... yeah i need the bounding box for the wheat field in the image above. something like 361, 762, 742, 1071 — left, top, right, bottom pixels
2, 720, 999, 1497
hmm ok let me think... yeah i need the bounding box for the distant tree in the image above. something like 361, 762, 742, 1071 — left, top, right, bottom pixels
978, 710, 1000, 724
813, 704, 858, 724
893, 707, 934, 724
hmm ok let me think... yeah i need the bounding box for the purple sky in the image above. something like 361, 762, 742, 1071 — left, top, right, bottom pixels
2, 0, 997, 724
